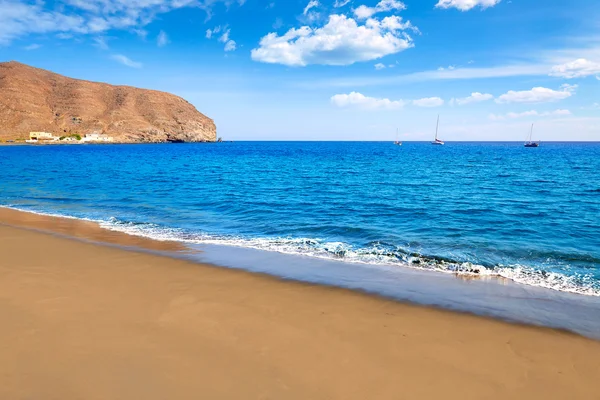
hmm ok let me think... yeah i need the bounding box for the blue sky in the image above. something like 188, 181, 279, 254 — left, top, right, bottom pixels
1, 0, 599, 140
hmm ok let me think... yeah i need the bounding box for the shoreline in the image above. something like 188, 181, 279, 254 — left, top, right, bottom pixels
2, 206, 600, 339
1, 216, 600, 398
0, 141, 218, 145
0, 206, 185, 252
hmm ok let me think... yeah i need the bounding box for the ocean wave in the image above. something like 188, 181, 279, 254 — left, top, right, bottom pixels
2, 205, 599, 297
100, 216, 600, 297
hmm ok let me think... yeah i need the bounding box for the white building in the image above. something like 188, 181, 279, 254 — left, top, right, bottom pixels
83, 133, 114, 142
28, 132, 55, 142
26, 132, 59, 143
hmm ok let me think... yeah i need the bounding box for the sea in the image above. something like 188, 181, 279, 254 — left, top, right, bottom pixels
2, 142, 600, 335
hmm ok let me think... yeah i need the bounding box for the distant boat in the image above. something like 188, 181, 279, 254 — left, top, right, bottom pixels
524, 123, 540, 147
432, 115, 444, 145
394, 128, 402, 146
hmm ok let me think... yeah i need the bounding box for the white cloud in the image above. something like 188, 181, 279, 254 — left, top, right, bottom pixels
218, 29, 236, 51
251, 14, 415, 66
413, 97, 444, 107
157, 30, 169, 47
508, 109, 571, 118
0, 1, 87, 45
207, 26, 236, 51
375, 63, 386, 70
132, 28, 148, 39
219, 29, 230, 43
334, 0, 351, 7
0, 0, 245, 45
93, 36, 109, 49
56, 33, 74, 39
549, 58, 600, 79
299, 63, 552, 89
453, 92, 493, 105
490, 109, 572, 120
224, 39, 236, 51
354, 0, 406, 20
331, 92, 405, 110
495, 85, 576, 104
24, 43, 41, 50
301, 0, 320, 23
303, 0, 319, 15
110, 54, 142, 68
435, 0, 501, 11
272, 17, 284, 29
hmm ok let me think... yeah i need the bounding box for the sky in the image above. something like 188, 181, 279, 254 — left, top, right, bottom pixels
1, 0, 599, 141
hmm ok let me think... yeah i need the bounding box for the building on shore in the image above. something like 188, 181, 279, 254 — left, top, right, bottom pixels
27, 132, 56, 142
83, 133, 114, 142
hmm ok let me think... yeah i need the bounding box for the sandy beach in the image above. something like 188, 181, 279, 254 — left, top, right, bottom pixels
1, 211, 600, 400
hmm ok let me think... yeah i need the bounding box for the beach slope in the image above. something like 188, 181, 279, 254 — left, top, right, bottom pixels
1, 224, 599, 400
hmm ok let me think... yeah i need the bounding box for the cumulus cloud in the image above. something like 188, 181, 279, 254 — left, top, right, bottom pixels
375, 63, 386, 70
251, 14, 415, 66
490, 109, 571, 120
157, 30, 169, 47
549, 58, 600, 79
413, 97, 444, 107
331, 92, 405, 110
0, 0, 245, 45
495, 85, 576, 104
354, 0, 406, 20
110, 54, 142, 68
435, 0, 501, 11
452, 92, 493, 105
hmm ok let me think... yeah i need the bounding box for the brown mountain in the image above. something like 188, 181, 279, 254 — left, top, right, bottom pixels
0, 61, 216, 143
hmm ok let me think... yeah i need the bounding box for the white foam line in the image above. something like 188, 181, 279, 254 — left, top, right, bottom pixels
103, 220, 600, 297
2, 204, 598, 297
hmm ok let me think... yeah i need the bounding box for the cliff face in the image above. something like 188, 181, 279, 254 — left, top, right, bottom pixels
0, 61, 216, 143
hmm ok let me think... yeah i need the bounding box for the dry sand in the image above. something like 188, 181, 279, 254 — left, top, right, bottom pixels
1, 212, 600, 399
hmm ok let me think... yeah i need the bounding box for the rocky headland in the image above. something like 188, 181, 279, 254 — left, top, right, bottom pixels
0, 61, 216, 143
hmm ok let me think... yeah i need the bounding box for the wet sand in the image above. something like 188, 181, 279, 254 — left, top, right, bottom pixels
1, 213, 600, 399
0, 207, 184, 252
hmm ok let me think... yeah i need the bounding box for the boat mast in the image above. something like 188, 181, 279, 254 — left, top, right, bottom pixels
530, 123, 534, 142
435, 115, 440, 141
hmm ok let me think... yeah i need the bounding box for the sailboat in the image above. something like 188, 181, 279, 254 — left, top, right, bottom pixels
394, 128, 402, 146
524, 123, 540, 147
431, 115, 444, 145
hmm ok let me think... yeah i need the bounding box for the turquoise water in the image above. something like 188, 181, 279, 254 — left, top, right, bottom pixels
1, 142, 599, 296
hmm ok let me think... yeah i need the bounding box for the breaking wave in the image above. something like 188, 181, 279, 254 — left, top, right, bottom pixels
100, 216, 600, 297
2, 205, 599, 297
